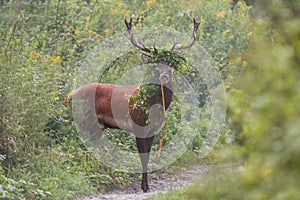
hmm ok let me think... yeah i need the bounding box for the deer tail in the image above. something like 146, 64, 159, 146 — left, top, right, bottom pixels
64, 91, 74, 107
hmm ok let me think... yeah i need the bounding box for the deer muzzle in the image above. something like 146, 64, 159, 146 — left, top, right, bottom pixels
159, 73, 170, 84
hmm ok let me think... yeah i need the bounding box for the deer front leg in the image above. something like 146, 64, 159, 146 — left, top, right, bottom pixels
136, 135, 154, 192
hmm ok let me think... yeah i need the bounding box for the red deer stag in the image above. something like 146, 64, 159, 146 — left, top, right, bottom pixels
64, 15, 200, 192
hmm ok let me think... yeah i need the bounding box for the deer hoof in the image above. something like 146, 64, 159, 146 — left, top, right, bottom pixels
141, 184, 149, 193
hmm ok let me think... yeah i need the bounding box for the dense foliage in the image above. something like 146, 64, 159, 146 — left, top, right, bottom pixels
153, 0, 300, 199
0, 0, 252, 199
189, 1, 300, 199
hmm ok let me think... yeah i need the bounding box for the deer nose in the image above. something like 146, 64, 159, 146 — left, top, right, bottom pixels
159, 73, 170, 84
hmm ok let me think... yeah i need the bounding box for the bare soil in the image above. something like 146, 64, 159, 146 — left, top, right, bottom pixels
74, 163, 212, 200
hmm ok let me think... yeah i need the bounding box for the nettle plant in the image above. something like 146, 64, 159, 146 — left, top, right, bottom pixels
129, 50, 187, 121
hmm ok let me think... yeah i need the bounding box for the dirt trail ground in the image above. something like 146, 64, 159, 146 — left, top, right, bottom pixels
74, 163, 213, 200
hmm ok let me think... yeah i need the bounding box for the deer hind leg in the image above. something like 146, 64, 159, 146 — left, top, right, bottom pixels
135, 135, 155, 192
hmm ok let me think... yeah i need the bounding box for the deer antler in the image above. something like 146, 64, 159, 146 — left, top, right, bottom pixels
171, 15, 202, 51
124, 15, 152, 53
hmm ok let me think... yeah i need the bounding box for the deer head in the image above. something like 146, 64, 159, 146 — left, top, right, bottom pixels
124, 15, 201, 85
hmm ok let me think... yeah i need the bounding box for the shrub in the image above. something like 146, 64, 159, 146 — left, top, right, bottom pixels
186, 0, 300, 199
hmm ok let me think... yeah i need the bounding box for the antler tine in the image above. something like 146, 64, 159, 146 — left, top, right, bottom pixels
171, 15, 201, 51
150, 32, 158, 54
124, 15, 151, 53
170, 37, 177, 51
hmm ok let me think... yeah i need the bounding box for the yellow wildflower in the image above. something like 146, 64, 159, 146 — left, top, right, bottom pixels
88, 30, 95, 36
74, 29, 80, 35
223, 29, 230, 34
53, 56, 61, 63
86, 16, 91, 22
31, 51, 40, 59
247, 31, 254, 37
94, 33, 102, 39
104, 29, 112, 35
216, 11, 226, 18
200, 17, 205, 23
147, 0, 155, 5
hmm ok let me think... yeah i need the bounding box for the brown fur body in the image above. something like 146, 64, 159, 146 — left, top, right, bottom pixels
65, 82, 172, 131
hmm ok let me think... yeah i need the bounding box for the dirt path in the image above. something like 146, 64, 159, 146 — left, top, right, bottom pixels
74, 163, 212, 200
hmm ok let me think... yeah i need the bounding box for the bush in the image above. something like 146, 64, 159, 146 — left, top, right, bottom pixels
185, 0, 300, 199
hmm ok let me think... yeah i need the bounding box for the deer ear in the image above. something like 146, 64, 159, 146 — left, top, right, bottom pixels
141, 53, 151, 62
